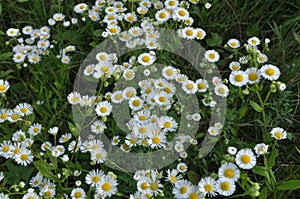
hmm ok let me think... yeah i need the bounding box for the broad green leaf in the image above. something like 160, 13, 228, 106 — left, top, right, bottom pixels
277, 180, 300, 190
259, 186, 268, 199
89, 41, 98, 47
250, 100, 262, 112
206, 32, 223, 47
33, 160, 58, 182
252, 166, 268, 177
68, 121, 79, 137
4, 161, 33, 184
93, 29, 104, 37
238, 106, 248, 119
268, 147, 278, 168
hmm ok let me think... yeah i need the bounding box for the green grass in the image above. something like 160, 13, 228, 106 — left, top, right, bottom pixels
0, 0, 299, 198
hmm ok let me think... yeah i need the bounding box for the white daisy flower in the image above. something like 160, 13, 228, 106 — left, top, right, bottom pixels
175, 74, 188, 84
214, 83, 229, 97
112, 136, 120, 146
52, 13, 65, 22
0, 79, 10, 94
96, 175, 118, 198
0, 109, 9, 123
218, 162, 240, 181
6, 28, 19, 37
229, 61, 241, 71
129, 96, 144, 111
198, 176, 217, 197
15, 148, 33, 166
248, 37, 260, 46
129, 26, 144, 38
123, 87, 136, 99
58, 133, 72, 143
177, 162, 188, 173
28, 123, 42, 136
166, 169, 183, 184
111, 90, 124, 104
90, 148, 107, 164
208, 126, 219, 136
196, 79, 209, 92
155, 9, 171, 23
205, 50, 220, 63
22, 26, 33, 35
270, 127, 287, 140
123, 69, 135, 80
174, 7, 189, 20
67, 91, 81, 105
13, 53, 26, 63
195, 28, 206, 40
95, 101, 112, 117
85, 169, 105, 187
254, 143, 269, 156
260, 64, 281, 81
137, 6, 149, 15
172, 179, 192, 198
257, 53, 268, 63
180, 27, 196, 40
71, 188, 86, 199
235, 148, 257, 169
227, 38, 240, 48
159, 116, 178, 132
182, 80, 198, 94
216, 178, 236, 196
106, 25, 121, 35
74, 3, 88, 14
239, 56, 248, 64
229, 70, 248, 87
138, 53, 156, 66
165, 0, 179, 9
246, 67, 261, 84
91, 120, 106, 134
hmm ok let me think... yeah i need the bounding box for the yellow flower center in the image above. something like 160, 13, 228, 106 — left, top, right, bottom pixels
79, 5, 85, 9
33, 127, 39, 133
142, 56, 150, 63
132, 100, 140, 107
231, 42, 237, 47
224, 168, 235, 178
218, 87, 225, 94
166, 69, 174, 76
0, 85, 6, 92
11, 114, 19, 120
180, 186, 187, 194
14, 148, 21, 154
189, 192, 199, 199
125, 71, 133, 79
96, 152, 103, 159
159, 12, 167, 19
126, 91, 134, 98
251, 40, 257, 45
164, 87, 171, 93
1, 113, 7, 119
20, 154, 28, 161
74, 192, 82, 198
152, 137, 161, 144
234, 74, 244, 82
241, 154, 251, 164
198, 83, 205, 89
159, 96, 166, 102
28, 197, 34, 199
133, 30, 140, 35
186, 29, 193, 36
259, 56, 265, 62
45, 191, 51, 197
145, 88, 151, 94
179, 165, 185, 171
266, 68, 275, 76
3, 146, 9, 152
220, 182, 231, 191
141, 182, 149, 190
274, 132, 283, 139
248, 73, 258, 81
110, 28, 117, 33
204, 184, 213, 192
232, 65, 239, 70
92, 176, 100, 183
150, 182, 158, 190
209, 53, 216, 59
127, 16, 134, 21
32, 57, 38, 62
100, 107, 108, 113
164, 122, 172, 128
169, 1, 176, 6
186, 83, 194, 90
139, 126, 147, 134
139, 115, 147, 121
20, 107, 28, 113
179, 10, 186, 16
197, 32, 203, 38
170, 175, 177, 182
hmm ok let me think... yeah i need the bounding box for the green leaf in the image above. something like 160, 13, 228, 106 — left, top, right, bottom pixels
259, 186, 268, 199
0, 52, 13, 61
0, 69, 14, 79
68, 121, 79, 137
250, 100, 262, 112
4, 161, 33, 184
89, 41, 98, 47
246, 24, 259, 37
296, 146, 300, 155
93, 29, 104, 37
277, 180, 300, 190
252, 166, 268, 177
268, 147, 277, 168
33, 160, 58, 182
18, 0, 29, 2
187, 171, 199, 184
238, 106, 248, 119
206, 32, 223, 47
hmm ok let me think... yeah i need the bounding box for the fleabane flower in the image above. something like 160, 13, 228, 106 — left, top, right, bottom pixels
205, 50, 220, 63
218, 162, 240, 181
0, 79, 10, 93
227, 38, 240, 48
260, 64, 281, 81
235, 148, 257, 169
254, 143, 269, 156
95, 101, 112, 117
138, 53, 156, 66
270, 127, 287, 140
6, 28, 19, 37
229, 70, 248, 87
